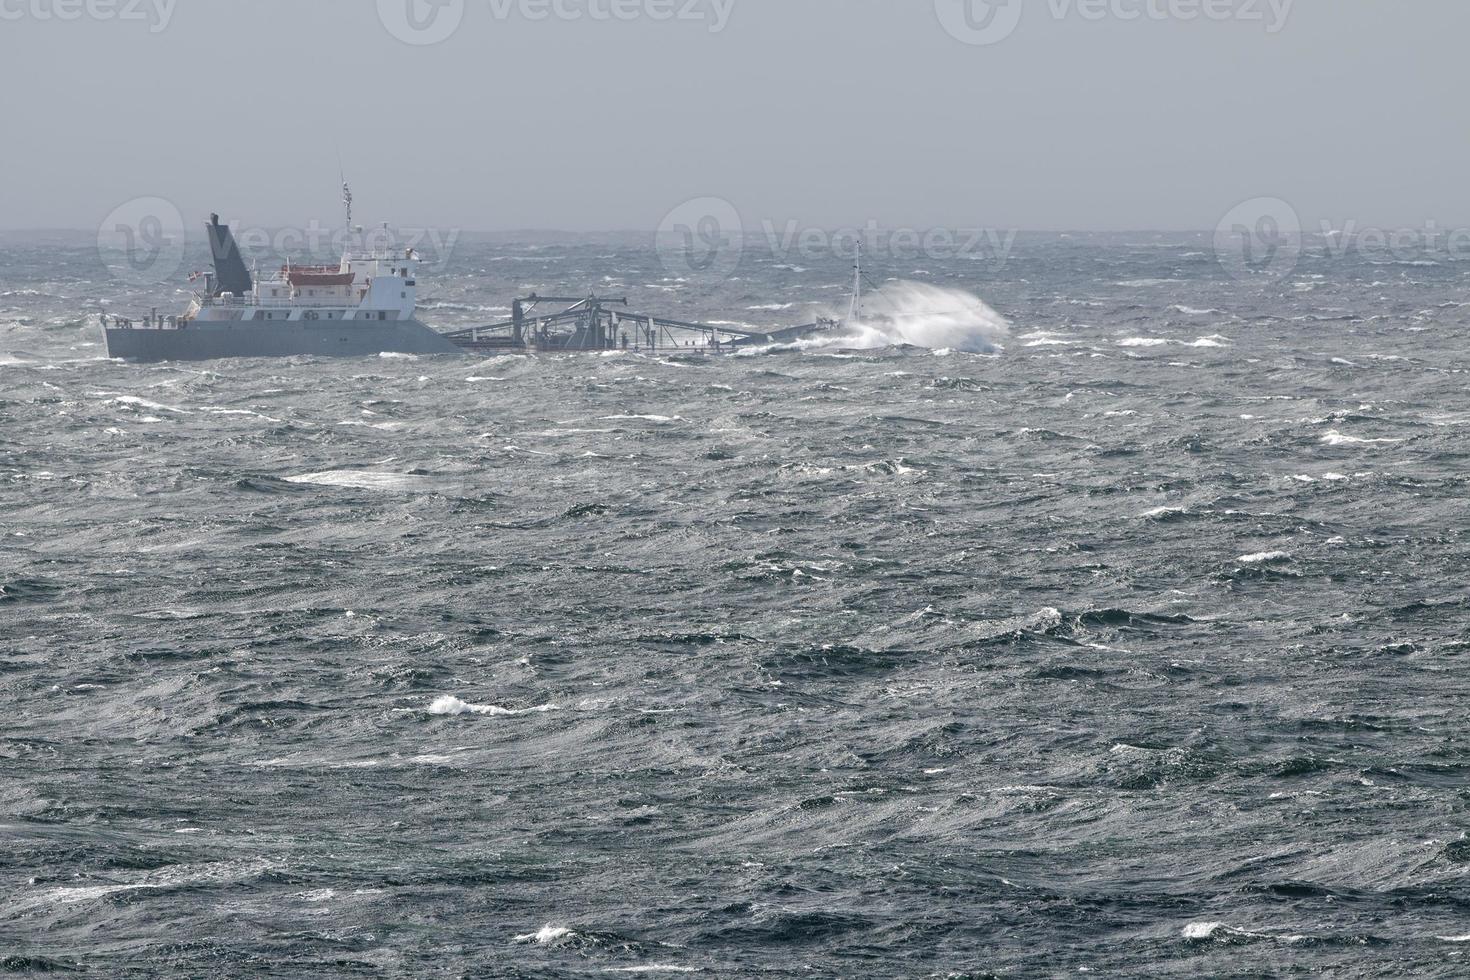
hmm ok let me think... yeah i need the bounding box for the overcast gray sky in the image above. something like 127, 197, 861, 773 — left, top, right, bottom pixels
0, 0, 1463, 232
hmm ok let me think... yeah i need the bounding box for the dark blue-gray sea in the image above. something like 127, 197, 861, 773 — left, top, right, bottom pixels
3, 232, 1469, 977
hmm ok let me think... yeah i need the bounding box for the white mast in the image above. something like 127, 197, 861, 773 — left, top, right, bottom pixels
847, 239, 863, 323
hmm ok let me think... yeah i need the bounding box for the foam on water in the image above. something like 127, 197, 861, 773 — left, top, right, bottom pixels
428, 695, 560, 717
39, 860, 275, 908
601, 414, 683, 423
515, 924, 576, 945
1320, 430, 1404, 446
1182, 922, 1224, 939
109, 394, 189, 413
1182, 922, 1307, 943
821, 281, 1009, 354
603, 968, 699, 974
1238, 551, 1292, 564
284, 470, 426, 490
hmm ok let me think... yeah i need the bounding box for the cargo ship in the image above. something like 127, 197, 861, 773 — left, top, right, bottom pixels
102, 200, 839, 362
102, 214, 461, 362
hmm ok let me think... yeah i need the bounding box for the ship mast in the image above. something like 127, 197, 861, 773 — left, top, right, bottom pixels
847, 239, 864, 324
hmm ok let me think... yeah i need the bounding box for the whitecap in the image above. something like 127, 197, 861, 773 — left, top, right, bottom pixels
110, 395, 189, 413
514, 924, 575, 945
1182, 922, 1224, 939
813, 281, 1009, 354
44, 860, 273, 906
50, 883, 148, 903
428, 695, 559, 717
600, 414, 683, 423
1238, 551, 1291, 564
1182, 921, 1306, 944
199, 407, 283, 423
1320, 430, 1403, 446
284, 471, 424, 491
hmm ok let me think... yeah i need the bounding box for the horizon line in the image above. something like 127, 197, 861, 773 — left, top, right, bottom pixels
1, 227, 1241, 237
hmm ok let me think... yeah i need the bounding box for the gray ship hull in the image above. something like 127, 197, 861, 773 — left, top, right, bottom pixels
104, 317, 463, 362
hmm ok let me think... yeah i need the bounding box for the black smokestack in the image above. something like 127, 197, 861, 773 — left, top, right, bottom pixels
206, 213, 253, 297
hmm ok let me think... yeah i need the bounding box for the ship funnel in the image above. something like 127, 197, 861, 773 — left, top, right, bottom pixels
206, 213, 254, 297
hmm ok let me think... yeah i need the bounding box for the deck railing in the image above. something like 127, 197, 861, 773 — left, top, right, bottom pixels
201, 294, 363, 309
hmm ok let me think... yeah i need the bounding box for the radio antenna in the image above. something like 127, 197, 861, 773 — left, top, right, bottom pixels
336, 148, 353, 232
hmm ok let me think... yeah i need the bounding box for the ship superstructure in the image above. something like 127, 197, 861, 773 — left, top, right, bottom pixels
103, 214, 461, 361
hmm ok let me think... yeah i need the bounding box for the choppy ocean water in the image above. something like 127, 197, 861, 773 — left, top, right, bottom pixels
3, 233, 1470, 977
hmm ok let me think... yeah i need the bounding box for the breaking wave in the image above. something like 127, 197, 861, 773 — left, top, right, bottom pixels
824, 281, 1010, 354
428, 695, 560, 717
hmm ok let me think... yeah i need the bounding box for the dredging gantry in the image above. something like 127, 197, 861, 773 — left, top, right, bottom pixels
440, 293, 838, 355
